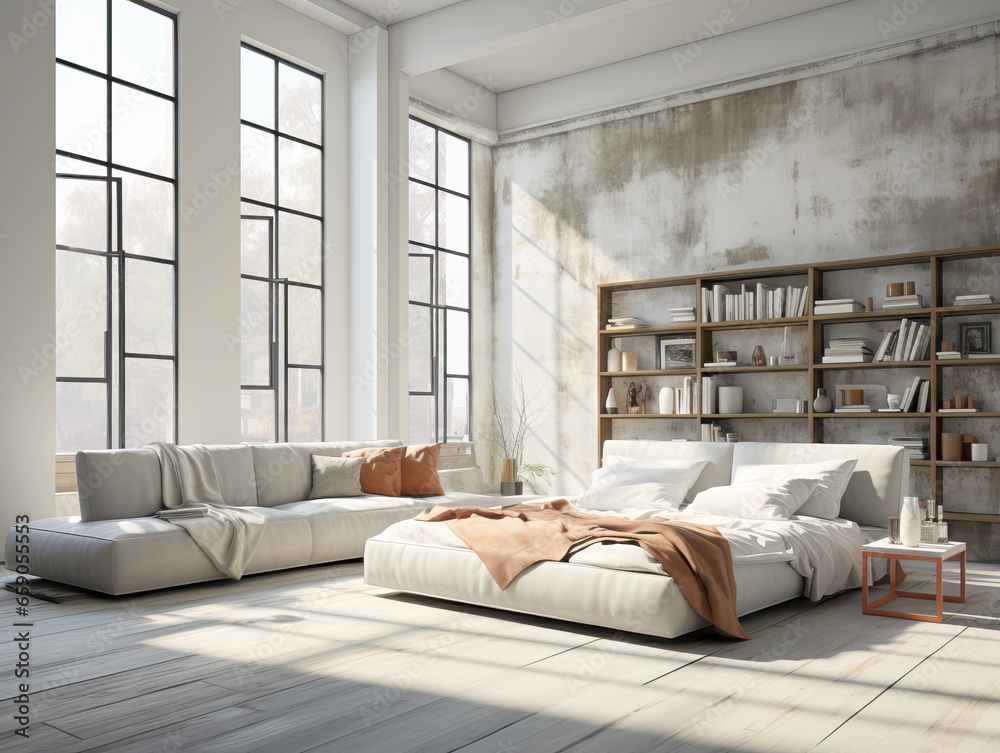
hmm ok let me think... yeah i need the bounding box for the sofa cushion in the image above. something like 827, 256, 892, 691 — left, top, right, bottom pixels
343, 446, 405, 496
251, 440, 402, 507
205, 445, 259, 506
77, 448, 163, 522
309, 455, 364, 499
400, 443, 445, 496
6, 508, 312, 595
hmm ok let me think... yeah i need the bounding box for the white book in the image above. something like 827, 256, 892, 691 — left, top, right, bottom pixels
873, 331, 894, 362
902, 375, 923, 411
917, 380, 930, 412
894, 318, 909, 361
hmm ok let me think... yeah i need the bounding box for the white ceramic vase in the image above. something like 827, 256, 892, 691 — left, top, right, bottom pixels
658, 387, 674, 414
900, 496, 921, 547
607, 346, 621, 372
718, 386, 743, 414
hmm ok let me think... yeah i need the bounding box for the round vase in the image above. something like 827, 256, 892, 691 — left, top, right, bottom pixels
900, 496, 921, 547
813, 388, 833, 413
607, 346, 621, 372
658, 387, 674, 414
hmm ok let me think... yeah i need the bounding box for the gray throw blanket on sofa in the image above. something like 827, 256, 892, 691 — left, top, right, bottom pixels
147, 442, 266, 579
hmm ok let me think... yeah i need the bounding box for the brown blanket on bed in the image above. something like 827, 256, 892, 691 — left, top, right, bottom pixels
415, 499, 748, 639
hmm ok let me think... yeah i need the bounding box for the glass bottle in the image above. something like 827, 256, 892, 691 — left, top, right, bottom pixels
779, 326, 796, 365
920, 499, 937, 544
936, 504, 948, 543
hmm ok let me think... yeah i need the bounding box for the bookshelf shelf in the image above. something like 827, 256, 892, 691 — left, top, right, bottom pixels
597, 243, 1000, 536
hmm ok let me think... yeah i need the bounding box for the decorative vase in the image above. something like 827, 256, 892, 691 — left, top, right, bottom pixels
900, 496, 921, 546
886, 393, 901, 410
779, 326, 796, 365
607, 346, 621, 372
752, 345, 766, 366
500, 458, 522, 496
718, 386, 743, 414
622, 352, 638, 372
940, 432, 962, 461
813, 387, 832, 413
658, 387, 674, 414
605, 388, 618, 414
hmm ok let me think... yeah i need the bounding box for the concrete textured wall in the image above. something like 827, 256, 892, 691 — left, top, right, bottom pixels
492, 35, 1000, 556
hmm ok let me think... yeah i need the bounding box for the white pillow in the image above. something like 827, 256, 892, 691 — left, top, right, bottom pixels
731, 458, 858, 519
687, 477, 819, 519
576, 462, 708, 512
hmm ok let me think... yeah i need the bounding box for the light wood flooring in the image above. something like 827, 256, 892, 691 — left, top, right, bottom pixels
2, 559, 999, 752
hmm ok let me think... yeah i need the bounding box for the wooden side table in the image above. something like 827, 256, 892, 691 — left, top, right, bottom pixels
862, 538, 966, 623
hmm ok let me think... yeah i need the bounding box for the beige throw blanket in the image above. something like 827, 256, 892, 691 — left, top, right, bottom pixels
147, 442, 266, 580
416, 499, 748, 639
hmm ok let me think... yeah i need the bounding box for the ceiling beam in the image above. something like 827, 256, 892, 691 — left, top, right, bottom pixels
390, 0, 673, 75
273, 0, 381, 35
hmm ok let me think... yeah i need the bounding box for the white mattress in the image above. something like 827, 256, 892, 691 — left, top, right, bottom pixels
364, 498, 866, 639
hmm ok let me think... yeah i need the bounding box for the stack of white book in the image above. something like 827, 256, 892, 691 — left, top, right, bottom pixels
814, 298, 865, 315
953, 294, 994, 306
890, 436, 930, 460
936, 350, 962, 360
606, 316, 649, 330
882, 294, 923, 310
822, 337, 873, 363
835, 403, 871, 413
872, 319, 931, 362
668, 307, 696, 323
674, 376, 698, 414
700, 376, 719, 414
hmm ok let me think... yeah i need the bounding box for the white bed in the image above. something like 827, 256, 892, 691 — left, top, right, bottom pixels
364, 441, 907, 639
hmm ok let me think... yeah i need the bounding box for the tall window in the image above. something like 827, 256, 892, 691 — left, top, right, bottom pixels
55, 0, 177, 451
240, 45, 324, 443
407, 118, 471, 444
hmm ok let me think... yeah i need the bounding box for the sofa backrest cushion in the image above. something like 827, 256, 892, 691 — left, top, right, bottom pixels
251, 440, 403, 507
600, 440, 734, 504
77, 448, 163, 522
204, 445, 259, 506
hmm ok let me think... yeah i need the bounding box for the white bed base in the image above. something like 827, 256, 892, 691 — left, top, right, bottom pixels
364, 441, 906, 639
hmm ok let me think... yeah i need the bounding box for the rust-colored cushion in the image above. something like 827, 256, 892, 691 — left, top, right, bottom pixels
343, 446, 405, 497
400, 443, 444, 496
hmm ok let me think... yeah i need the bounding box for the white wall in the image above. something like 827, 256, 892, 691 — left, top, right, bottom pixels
0, 0, 58, 531
0, 0, 353, 534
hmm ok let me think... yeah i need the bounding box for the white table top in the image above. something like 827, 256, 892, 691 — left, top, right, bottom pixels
863, 538, 966, 559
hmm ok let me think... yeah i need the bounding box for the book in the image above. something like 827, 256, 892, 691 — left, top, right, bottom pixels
702, 361, 750, 368
953, 294, 994, 305
917, 380, 930, 412
901, 375, 923, 412
835, 406, 872, 412
965, 353, 998, 359
939, 408, 979, 413
814, 301, 865, 314
894, 318, 910, 361
822, 355, 874, 363
936, 351, 961, 359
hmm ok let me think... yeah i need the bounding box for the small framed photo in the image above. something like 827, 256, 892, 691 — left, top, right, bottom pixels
656, 336, 695, 370
960, 322, 992, 355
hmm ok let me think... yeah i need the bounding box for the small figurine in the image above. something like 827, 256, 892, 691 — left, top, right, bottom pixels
752, 345, 766, 366
627, 382, 645, 414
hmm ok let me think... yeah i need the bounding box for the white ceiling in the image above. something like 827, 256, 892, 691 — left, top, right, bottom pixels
341, 0, 465, 24
445, 0, 850, 93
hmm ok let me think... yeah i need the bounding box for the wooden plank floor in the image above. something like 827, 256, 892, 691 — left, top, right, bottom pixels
1, 560, 999, 752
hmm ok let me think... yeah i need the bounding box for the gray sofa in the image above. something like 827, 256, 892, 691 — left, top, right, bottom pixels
5, 440, 486, 595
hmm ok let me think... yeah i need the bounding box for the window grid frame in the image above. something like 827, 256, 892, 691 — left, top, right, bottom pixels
54, 0, 179, 450
407, 117, 472, 444
239, 43, 325, 444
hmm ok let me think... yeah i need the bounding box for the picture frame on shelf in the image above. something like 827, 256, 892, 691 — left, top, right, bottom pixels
655, 335, 695, 370
960, 322, 991, 355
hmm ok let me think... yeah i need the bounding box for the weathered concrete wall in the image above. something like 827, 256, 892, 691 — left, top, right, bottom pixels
492, 34, 1000, 554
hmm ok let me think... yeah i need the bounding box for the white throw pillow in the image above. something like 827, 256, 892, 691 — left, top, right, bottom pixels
576, 462, 708, 512
687, 477, 819, 519
731, 458, 858, 519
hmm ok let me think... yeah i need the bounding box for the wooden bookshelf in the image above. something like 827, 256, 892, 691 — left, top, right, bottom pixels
597, 244, 1000, 529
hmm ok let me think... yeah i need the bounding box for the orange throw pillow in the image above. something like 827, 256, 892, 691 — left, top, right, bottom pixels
343, 446, 405, 497
401, 443, 444, 496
